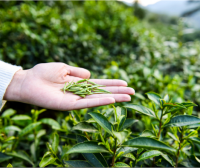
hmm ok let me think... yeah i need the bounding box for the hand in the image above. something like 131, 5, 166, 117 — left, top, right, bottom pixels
4, 63, 135, 110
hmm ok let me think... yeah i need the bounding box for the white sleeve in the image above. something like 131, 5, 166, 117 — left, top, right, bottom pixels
0, 61, 22, 111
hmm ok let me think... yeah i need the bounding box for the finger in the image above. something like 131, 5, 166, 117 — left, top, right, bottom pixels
89, 79, 127, 86
72, 97, 115, 110
98, 87, 135, 95
67, 65, 91, 79
86, 94, 131, 102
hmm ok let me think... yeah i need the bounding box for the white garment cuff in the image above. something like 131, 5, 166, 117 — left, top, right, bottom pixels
0, 61, 22, 111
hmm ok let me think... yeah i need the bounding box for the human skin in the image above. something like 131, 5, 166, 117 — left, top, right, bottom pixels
4, 63, 135, 110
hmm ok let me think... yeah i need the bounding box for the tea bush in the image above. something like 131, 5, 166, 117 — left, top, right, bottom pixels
1, 1, 200, 167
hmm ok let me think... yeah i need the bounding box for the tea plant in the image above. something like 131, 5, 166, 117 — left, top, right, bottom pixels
38, 92, 200, 167
0, 108, 61, 167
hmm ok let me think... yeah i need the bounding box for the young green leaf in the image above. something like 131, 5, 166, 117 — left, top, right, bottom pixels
124, 105, 156, 118
116, 147, 137, 156
65, 161, 93, 167
66, 141, 109, 154
52, 133, 59, 154
40, 118, 60, 129
115, 162, 130, 167
2, 109, 16, 118
165, 115, 200, 127
146, 92, 161, 105
7, 163, 13, 168
3, 126, 21, 132
118, 115, 126, 131
89, 112, 113, 135
122, 137, 176, 153
119, 119, 138, 131
140, 130, 155, 138
188, 137, 200, 144
7, 151, 34, 166
163, 94, 169, 102
137, 150, 162, 162
39, 155, 56, 167
122, 153, 135, 160
113, 131, 129, 144
11, 115, 32, 121
19, 122, 41, 137
72, 122, 98, 133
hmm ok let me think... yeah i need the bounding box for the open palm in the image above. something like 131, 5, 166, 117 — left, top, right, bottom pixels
4, 63, 135, 110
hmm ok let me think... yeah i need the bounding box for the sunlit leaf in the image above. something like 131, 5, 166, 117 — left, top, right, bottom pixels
146, 92, 161, 105
165, 115, 200, 127
124, 105, 156, 118
72, 122, 98, 133
52, 133, 59, 154
19, 122, 41, 137
11, 115, 32, 121
123, 137, 176, 153
66, 141, 109, 154
89, 112, 113, 135
39, 155, 56, 167
40, 118, 60, 129
137, 150, 162, 162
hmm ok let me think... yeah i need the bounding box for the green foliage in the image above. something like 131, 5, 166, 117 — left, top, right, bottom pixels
1, 1, 200, 167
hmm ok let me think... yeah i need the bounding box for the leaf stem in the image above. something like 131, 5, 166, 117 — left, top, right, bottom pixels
176, 129, 183, 167
157, 109, 163, 139
111, 138, 117, 167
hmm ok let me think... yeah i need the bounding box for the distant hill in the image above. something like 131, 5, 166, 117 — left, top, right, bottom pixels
145, 0, 200, 28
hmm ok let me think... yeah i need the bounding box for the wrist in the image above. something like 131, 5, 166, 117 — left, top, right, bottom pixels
4, 69, 27, 102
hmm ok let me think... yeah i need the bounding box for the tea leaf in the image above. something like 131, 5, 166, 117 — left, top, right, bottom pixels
123, 137, 176, 153
2, 109, 16, 118
0, 153, 12, 163
3, 126, 21, 132
115, 162, 130, 167
52, 133, 59, 154
39, 155, 56, 167
140, 130, 155, 138
188, 137, 200, 144
122, 153, 135, 160
7, 151, 34, 166
11, 115, 32, 121
146, 92, 161, 105
124, 105, 156, 118
118, 115, 126, 131
137, 150, 162, 162
66, 141, 109, 154
116, 147, 137, 156
161, 153, 175, 166
72, 122, 98, 133
163, 94, 170, 102
40, 118, 60, 129
113, 130, 129, 144
89, 112, 113, 135
65, 160, 93, 167
76, 135, 108, 167
7, 163, 13, 168
165, 115, 200, 127
119, 119, 138, 131
19, 122, 41, 137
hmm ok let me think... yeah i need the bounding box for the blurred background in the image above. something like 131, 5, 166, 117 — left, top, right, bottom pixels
1, 0, 200, 116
